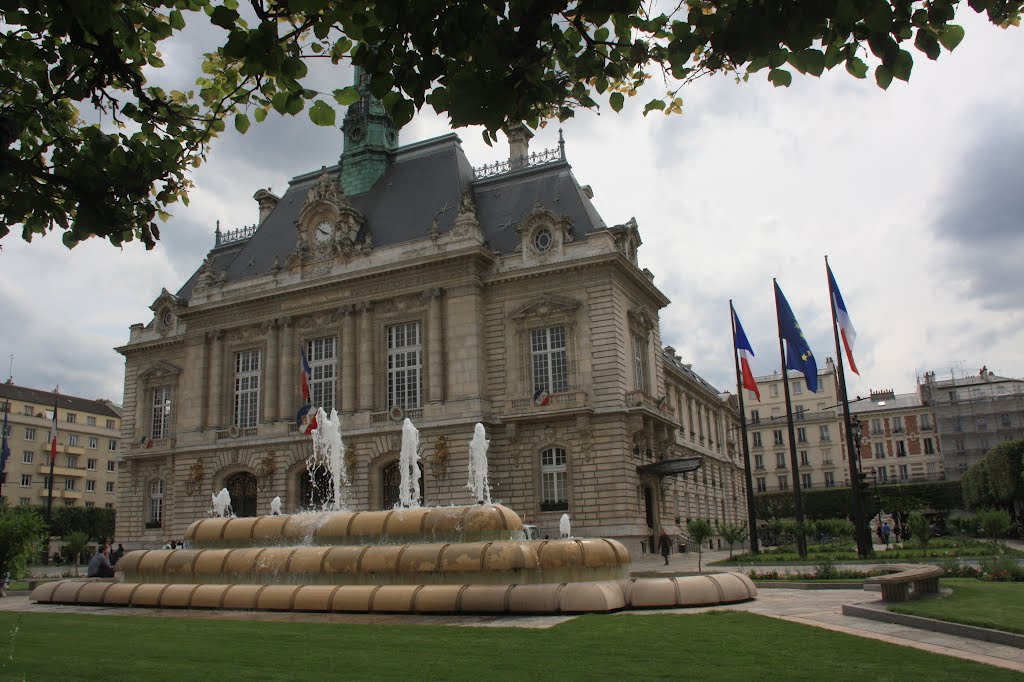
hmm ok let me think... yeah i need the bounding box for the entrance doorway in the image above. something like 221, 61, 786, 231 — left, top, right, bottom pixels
643, 485, 655, 554
225, 471, 258, 517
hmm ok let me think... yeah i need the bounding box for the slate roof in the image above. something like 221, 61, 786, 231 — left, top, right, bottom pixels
177, 133, 608, 301
849, 392, 923, 414
0, 382, 122, 417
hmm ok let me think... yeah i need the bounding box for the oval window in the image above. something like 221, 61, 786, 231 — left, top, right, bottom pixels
533, 228, 552, 252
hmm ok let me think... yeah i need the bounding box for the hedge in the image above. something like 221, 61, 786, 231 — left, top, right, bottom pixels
753, 480, 963, 520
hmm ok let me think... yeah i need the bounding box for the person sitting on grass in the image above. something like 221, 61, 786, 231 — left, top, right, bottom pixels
87, 547, 115, 578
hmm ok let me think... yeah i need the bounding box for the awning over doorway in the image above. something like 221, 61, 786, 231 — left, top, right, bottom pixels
637, 456, 702, 478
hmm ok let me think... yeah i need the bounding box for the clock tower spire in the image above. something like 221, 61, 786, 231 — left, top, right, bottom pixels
339, 66, 399, 196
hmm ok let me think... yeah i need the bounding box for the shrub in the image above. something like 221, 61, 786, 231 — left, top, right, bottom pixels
716, 521, 749, 559
908, 511, 931, 556
977, 508, 1012, 549
978, 555, 1024, 582
686, 518, 714, 572
0, 503, 47, 586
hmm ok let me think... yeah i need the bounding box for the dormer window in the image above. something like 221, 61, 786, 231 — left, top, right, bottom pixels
533, 227, 552, 252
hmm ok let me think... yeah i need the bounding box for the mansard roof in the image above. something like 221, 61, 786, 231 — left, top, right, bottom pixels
177, 133, 608, 301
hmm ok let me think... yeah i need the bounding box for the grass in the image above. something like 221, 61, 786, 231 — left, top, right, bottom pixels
891, 578, 1024, 635
719, 537, 1018, 565
0, 610, 1018, 681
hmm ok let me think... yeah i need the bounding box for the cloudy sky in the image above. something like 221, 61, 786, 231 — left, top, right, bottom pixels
2, 10, 1022, 404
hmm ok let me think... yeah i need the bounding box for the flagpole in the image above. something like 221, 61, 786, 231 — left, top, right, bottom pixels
826, 256, 872, 557
773, 280, 808, 559
730, 301, 760, 554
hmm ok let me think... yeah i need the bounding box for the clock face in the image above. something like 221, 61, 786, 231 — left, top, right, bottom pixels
314, 220, 333, 243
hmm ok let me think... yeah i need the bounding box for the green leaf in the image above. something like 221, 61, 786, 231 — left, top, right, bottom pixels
845, 57, 868, 79
915, 28, 942, 60
938, 24, 965, 51
168, 9, 186, 30
768, 68, 792, 87
874, 65, 893, 90
892, 49, 913, 81
308, 99, 336, 126
209, 6, 239, 30
594, 27, 609, 43
332, 87, 360, 106
234, 113, 250, 133
642, 98, 666, 115
609, 91, 624, 112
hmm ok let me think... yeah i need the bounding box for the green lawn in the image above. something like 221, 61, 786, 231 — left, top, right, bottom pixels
0, 610, 1017, 681
891, 578, 1024, 635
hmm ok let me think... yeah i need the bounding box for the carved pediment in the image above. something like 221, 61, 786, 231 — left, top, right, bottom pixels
139, 361, 182, 382
628, 305, 657, 333
510, 294, 581, 321
149, 288, 183, 314
290, 169, 370, 270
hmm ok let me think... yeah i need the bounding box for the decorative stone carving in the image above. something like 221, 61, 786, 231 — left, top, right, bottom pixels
515, 202, 573, 261
449, 190, 484, 242
193, 256, 226, 294
289, 169, 370, 272
185, 459, 206, 496
432, 435, 450, 479
255, 452, 276, 491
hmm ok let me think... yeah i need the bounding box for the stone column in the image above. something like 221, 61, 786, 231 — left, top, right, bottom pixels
279, 317, 294, 417
265, 319, 280, 422
357, 303, 374, 411
425, 288, 443, 404
341, 306, 356, 413
207, 330, 223, 429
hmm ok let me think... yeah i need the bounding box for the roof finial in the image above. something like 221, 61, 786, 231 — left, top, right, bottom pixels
215, 219, 222, 246
558, 127, 565, 159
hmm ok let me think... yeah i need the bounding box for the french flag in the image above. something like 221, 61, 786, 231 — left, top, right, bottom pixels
733, 310, 760, 401
828, 265, 859, 375
533, 387, 551, 406
300, 346, 312, 403
50, 399, 58, 464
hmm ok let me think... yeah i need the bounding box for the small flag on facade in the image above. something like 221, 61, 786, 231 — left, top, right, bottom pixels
296, 404, 318, 435
300, 346, 312, 403
733, 309, 761, 401
533, 387, 551, 406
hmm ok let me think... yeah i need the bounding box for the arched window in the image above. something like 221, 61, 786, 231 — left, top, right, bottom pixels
540, 447, 568, 511
381, 460, 423, 510
298, 465, 334, 511
225, 471, 258, 517
147, 480, 164, 528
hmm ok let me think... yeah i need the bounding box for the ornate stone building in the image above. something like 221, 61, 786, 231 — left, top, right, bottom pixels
115, 83, 747, 554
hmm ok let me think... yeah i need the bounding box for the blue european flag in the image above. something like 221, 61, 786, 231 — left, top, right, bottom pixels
774, 281, 818, 393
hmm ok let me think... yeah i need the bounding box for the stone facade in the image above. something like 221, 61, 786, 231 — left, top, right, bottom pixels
850, 389, 945, 484
115, 94, 746, 555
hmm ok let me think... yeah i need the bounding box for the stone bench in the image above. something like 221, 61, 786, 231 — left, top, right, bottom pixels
864, 563, 944, 602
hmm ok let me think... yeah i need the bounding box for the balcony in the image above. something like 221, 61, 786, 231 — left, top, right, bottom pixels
505, 390, 590, 420
36, 465, 85, 478
370, 408, 424, 424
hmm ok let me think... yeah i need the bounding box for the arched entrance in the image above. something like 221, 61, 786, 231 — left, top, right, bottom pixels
381, 460, 424, 509
298, 465, 334, 511
226, 471, 258, 517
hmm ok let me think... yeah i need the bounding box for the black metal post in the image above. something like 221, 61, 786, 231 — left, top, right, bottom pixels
773, 281, 807, 559
730, 300, 760, 554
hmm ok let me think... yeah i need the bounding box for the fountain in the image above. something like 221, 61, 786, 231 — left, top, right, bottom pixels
270, 496, 282, 516
32, 418, 756, 614
211, 488, 232, 518
560, 513, 571, 539
308, 408, 349, 511
466, 423, 491, 504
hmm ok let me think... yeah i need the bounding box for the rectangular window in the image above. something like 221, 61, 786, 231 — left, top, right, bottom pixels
108, 440, 117, 452
770, 384, 779, 397
795, 405, 806, 420
87, 458, 97, 470
88, 436, 98, 449
754, 454, 764, 470
68, 434, 79, 446
632, 335, 648, 393
107, 461, 116, 472
66, 413, 76, 423
898, 464, 909, 482
801, 473, 812, 489
86, 480, 96, 492
152, 385, 172, 439
977, 418, 988, 431
86, 416, 96, 427
64, 478, 75, 491
233, 349, 261, 429
874, 442, 885, 459
800, 450, 810, 466
20, 474, 31, 487
822, 448, 833, 464
22, 451, 33, 464
307, 336, 338, 413
387, 322, 423, 410
920, 414, 933, 431
891, 416, 904, 433
777, 476, 789, 491
105, 503, 114, 508
540, 447, 568, 510
819, 425, 830, 442
871, 418, 883, 435
756, 477, 767, 492
531, 326, 568, 395
750, 410, 760, 424
824, 471, 835, 488
105, 481, 115, 493
22, 405, 32, 415
85, 501, 95, 508
773, 430, 784, 446
106, 419, 115, 430
791, 381, 802, 395
952, 417, 962, 432
149, 479, 164, 526
66, 454, 78, 468
752, 432, 762, 448
954, 439, 965, 452
876, 467, 888, 483
924, 438, 935, 455
776, 452, 786, 469
24, 427, 35, 441
797, 427, 807, 443
895, 440, 907, 457
19, 498, 30, 506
